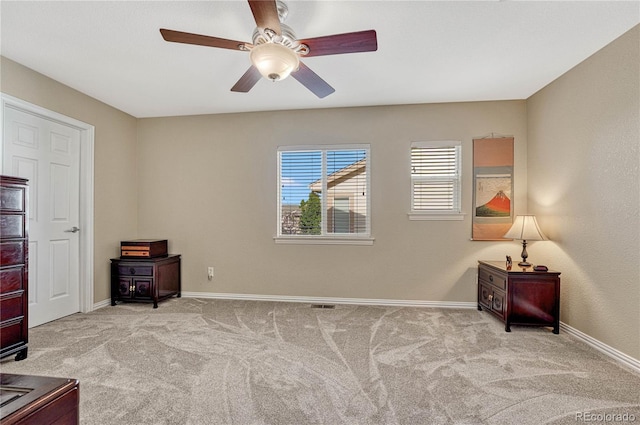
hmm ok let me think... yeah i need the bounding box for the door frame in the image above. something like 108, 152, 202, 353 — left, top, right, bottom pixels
1, 93, 95, 314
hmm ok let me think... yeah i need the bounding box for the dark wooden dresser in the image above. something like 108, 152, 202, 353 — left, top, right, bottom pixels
0, 374, 79, 425
478, 260, 561, 334
110, 254, 181, 308
0, 176, 29, 361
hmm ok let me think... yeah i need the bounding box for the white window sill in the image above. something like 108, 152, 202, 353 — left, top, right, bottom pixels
274, 236, 375, 246
408, 212, 466, 221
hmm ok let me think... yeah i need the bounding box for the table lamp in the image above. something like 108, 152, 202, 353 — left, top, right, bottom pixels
503, 215, 547, 267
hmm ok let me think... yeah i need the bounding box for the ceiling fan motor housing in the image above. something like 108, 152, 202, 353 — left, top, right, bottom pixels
250, 19, 309, 81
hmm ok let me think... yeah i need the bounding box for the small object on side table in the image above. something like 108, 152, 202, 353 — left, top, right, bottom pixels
477, 260, 561, 334
111, 254, 181, 308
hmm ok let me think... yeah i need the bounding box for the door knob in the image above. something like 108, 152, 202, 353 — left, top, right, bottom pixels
64, 226, 80, 233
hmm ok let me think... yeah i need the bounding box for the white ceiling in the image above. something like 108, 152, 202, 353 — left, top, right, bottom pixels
1, 1, 638, 118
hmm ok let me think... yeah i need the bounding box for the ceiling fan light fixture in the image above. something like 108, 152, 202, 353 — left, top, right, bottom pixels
250, 42, 299, 81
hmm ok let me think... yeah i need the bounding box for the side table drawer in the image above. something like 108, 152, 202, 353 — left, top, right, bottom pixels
117, 265, 153, 276
479, 267, 506, 290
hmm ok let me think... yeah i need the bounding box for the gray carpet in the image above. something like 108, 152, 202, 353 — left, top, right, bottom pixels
1, 298, 639, 424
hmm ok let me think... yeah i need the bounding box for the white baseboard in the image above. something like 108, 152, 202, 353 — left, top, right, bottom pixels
180, 291, 477, 309
560, 322, 640, 374
93, 299, 111, 311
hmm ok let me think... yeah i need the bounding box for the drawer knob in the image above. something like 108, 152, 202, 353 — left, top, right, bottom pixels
130, 268, 135, 274
489, 275, 493, 282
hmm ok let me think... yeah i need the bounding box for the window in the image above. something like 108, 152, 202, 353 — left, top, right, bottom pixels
409, 141, 463, 220
277, 145, 372, 244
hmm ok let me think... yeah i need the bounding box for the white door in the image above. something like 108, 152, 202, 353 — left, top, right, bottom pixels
2, 106, 81, 327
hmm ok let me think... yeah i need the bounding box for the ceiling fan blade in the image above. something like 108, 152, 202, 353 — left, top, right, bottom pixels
291, 62, 335, 99
160, 28, 250, 51
248, 0, 281, 35
231, 66, 262, 93
299, 30, 377, 57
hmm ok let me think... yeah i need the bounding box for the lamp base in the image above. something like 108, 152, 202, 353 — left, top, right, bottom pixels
518, 240, 531, 268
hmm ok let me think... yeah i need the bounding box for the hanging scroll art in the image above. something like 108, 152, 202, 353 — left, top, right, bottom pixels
472, 137, 514, 240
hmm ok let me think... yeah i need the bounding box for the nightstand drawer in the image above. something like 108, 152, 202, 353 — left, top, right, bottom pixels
479, 267, 506, 290
118, 265, 153, 276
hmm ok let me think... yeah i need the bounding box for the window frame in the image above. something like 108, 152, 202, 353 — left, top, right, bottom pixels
276, 144, 373, 245
408, 140, 465, 221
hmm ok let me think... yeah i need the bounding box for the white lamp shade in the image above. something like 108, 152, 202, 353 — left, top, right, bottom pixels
250, 42, 300, 81
503, 215, 548, 241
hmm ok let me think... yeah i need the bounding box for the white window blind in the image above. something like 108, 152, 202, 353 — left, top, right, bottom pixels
280, 150, 322, 235
278, 145, 370, 240
411, 141, 461, 214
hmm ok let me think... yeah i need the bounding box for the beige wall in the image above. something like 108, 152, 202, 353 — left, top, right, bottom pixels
1, 57, 138, 303
4, 25, 637, 361
527, 26, 640, 359
137, 101, 527, 302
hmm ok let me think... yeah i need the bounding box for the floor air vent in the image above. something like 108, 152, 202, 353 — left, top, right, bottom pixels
311, 304, 336, 309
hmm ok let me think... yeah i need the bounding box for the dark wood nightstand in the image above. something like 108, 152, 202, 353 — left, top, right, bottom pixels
110, 254, 181, 308
478, 260, 561, 334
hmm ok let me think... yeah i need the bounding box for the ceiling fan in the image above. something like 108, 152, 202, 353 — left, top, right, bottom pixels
160, 0, 377, 98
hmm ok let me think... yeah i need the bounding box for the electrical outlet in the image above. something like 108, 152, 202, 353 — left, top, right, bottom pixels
207, 267, 214, 280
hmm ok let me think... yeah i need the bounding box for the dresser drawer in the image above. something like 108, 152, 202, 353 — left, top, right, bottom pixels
479, 267, 506, 290
0, 318, 26, 350
0, 186, 26, 212
0, 241, 25, 266
0, 293, 25, 322
0, 267, 25, 293
0, 214, 25, 239
118, 265, 153, 277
